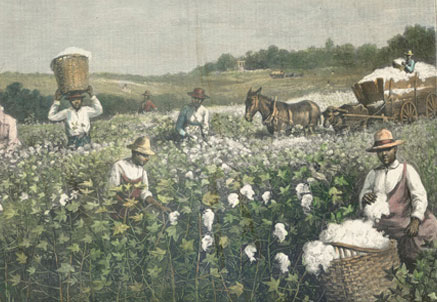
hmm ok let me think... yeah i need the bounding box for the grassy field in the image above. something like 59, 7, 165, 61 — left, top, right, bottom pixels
0, 66, 372, 108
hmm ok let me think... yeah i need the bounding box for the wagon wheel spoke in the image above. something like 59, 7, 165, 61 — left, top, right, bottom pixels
426, 93, 437, 118
400, 101, 417, 124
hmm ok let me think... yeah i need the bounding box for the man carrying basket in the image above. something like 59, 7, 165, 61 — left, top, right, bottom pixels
48, 86, 103, 148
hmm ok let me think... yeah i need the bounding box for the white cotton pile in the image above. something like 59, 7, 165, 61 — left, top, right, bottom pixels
319, 219, 389, 249
274, 253, 291, 274
201, 235, 214, 251
202, 209, 215, 232
273, 223, 288, 242
54, 47, 92, 60
244, 244, 257, 263
302, 241, 337, 276
227, 193, 239, 208
363, 193, 389, 223
359, 59, 436, 83
169, 211, 180, 225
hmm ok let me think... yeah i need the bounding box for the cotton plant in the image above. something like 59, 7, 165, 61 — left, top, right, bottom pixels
244, 244, 257, 263
273, 223, 288, 242
275, 253, 291, 274
202, 209, 215, 232
227, 193, 239, 208
240, 184, 255, 200
169, 211, 180, 225
201, 235, 214, 251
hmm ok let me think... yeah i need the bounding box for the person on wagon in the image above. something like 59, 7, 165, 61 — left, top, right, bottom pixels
175, 88, 210, 140
401, 50, 415, 73
359, 128, 437, 270
138, 90, 157, 114
109, 136, 169, 220
48, 86, 103, 148
0, 105, 20, 152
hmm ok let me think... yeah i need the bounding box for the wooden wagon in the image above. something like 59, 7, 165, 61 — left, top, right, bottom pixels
351, 73, 437, 123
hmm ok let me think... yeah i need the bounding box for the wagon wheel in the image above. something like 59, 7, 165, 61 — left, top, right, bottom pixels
425, 93, 437, 118
399, 101, 418, 123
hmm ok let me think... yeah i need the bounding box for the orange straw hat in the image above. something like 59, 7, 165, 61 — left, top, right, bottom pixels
366, 128, 404, 152
127, 136, 155, 155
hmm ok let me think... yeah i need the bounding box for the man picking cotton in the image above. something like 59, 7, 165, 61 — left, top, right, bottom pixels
48, 86, 102, 148
359, 128, 437, 270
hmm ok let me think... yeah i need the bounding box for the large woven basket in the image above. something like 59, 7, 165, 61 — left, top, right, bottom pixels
51, 54, 89, 94
320, 240, 400, 302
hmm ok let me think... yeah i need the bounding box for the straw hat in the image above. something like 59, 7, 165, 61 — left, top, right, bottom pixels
127, 136, 156, 155
404, 50, 413, 56
187, 88, 209, 99
142, 90, 152, 96
366, 129, 404, 152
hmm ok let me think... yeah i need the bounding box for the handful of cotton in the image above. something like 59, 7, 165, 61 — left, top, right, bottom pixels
363, 193, 390, 223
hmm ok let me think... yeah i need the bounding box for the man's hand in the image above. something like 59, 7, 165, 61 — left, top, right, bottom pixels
87, 85, 94, 97
406, 217, 420, 237
55, 89, 62, 101
362, 192, 377, 206
145, 196, 170, 212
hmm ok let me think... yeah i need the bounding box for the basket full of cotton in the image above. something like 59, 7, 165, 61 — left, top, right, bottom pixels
303, 207, 400, 302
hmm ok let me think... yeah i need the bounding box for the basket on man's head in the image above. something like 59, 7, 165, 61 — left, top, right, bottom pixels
51, 47, 92, 95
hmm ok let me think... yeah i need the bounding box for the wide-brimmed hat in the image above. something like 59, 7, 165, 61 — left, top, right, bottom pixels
127, 136, 155, 155
66, 91, 86, 100
142, 90, 152, 96
187, 88, 209, 99
366, 128, 404, 152
404, 50, 413, 56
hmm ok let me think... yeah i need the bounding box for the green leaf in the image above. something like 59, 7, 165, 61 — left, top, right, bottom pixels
16, 252, 28, 265
219, 236, 229, 248
10, 273, 21, 286
157, 194, 173, 204
264, 277, 280, 293
37, 240, 48, 251
166, 225, 178, 241
67, 243, 80, 253
429, 292, 437, 301
147, 266, 162, 279
66, 201, 80, 213
82, 234, 93, 244
180, 238, 194, 252
202, 192, 219, 206
57, 263, 75, 274
27, 267, 36, 275
229, 282, 244, 297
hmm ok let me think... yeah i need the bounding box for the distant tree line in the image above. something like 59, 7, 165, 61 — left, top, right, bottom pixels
194, 24, 436, 73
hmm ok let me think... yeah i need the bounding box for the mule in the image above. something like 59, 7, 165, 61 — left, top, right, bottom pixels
244, 87, 321, 135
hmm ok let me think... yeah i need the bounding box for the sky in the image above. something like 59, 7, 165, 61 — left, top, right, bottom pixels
0, 0, 435, 75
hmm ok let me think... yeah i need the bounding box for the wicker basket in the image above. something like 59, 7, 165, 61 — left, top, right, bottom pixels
51, 54, 89, 95
320, 240, 400, 302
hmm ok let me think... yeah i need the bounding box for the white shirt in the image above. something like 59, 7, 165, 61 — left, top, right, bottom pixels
48, 96, 103, 136
189, 105, 209, 134
359, 159, 427, 221
109, 158, 152, 200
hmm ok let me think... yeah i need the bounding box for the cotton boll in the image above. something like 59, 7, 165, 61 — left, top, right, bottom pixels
301, 194, 313, 214
184, 171, 194, 180
363, 193, 389, 223
262, 191, 271, 205
274, 253, 291, 274
273, 223, 288, 242
202, 209, 215, 232
202, 235, 214, 251
0, 203, 3, 212
169, 211, 180, 225
240, 184, 255, 200
59, 193, 69, 206
244, 244, 257, 263
295, 183, 310, 200
303, 241, 337, 276
227, 193, 239, 208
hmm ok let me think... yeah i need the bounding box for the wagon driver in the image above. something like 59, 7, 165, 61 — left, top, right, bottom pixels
359, 128, 437, 270
48, 86, 103, 148
401, 50, 415, 73
175, 88, 210, 141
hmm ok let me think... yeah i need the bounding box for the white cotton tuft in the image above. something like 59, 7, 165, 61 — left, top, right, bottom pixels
262, 191, 271, 204
227, 193, 240, 208
202, 209, 215, 232
244, 244, 257, 263
0, 203, 3, 212
303, 240, 337, 276
296, 183, 310, 200
273, 223, 288, 242
54, 47, 92, 60
301, 194, 313, 213
201, 235, 214, 251
20, 193, 29, 201
59, 193, 69, 206
363, 193, 389, 223
169, 211, 180, 225
184, 171, 194, 180
319, 219, 389, 250
275, 253, 291, 273
221, 163, 232, 172
240, 184, 255, 200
